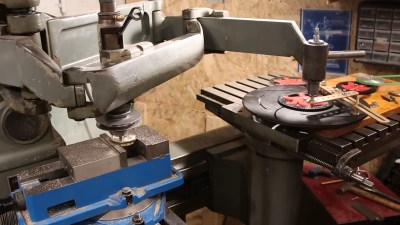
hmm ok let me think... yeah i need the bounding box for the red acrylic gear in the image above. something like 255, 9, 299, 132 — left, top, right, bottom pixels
284, 92, 329, 108
274, 77, 306, 85
341, 82, 371, 92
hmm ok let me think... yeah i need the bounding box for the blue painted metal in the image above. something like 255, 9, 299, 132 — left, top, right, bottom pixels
79, 195, 166, 225
17, 195, 167, 225
17, 155, 183, 225
16, 212, 26, 225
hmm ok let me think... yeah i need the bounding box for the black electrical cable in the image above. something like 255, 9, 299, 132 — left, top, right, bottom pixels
0, 198, 17, 225
0, 198, 13, 214
0, 211, 17, 225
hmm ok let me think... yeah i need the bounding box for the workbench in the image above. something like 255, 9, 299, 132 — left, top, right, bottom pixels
303, 163, 400, 224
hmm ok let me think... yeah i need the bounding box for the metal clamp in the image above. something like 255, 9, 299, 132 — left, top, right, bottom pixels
332, 149, 374, 188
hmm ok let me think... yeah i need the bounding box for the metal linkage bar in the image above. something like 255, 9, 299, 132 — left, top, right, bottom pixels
320, 86, 390, 124
312, 91, 359, 103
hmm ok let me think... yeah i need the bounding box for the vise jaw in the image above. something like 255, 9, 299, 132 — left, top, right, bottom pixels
15, 125, 183, 225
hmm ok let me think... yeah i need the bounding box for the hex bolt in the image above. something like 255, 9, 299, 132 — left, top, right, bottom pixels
121, 187, 133, 205
121, 187, 132, 196
132, 212, 144, 225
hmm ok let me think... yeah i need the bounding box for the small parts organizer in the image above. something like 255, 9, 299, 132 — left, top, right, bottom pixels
356, 1, 400, 66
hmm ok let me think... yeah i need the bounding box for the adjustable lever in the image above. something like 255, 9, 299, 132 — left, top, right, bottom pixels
328, 50, 366, 59
117, 7, 143, 37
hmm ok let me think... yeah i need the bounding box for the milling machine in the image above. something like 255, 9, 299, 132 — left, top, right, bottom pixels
0, 0, 396, 225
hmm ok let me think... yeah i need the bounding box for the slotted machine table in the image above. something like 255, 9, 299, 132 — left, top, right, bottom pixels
196, 73, 400, 224
198, 73, 400, 168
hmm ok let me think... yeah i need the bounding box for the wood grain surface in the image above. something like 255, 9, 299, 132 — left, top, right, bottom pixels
316, 73, 400, 138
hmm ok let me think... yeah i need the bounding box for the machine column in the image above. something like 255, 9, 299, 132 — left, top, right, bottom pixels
246, 134, 303, 225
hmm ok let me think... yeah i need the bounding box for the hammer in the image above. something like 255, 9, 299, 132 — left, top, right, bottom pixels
339, 182, 400, 212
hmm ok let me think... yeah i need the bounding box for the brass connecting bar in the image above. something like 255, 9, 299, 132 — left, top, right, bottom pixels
320, 86, 390, 124
313, 91, 359, 103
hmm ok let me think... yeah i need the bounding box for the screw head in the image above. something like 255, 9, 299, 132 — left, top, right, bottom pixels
121, 187, 132, 196
132, 212, 144, 225
113, 14, 125, 22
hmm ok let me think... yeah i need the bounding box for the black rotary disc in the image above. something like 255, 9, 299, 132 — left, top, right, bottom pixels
243, 85, 368, 129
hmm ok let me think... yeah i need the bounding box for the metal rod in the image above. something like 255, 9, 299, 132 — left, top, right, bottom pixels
320, 179, 343, 186
327, 50, 366, 59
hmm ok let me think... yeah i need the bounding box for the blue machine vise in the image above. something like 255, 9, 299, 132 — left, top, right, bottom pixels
14, 125, 183, 225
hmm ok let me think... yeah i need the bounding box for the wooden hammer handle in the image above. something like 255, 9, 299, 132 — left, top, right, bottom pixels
350, 186, 400, 211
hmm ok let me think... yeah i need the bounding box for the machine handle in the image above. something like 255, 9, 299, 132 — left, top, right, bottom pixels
327, 50, 366, 59
118, 7, 143, 37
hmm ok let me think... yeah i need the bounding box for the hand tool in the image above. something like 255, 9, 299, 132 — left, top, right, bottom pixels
307, 165, 334, 178
390, 95, 398, 104
351, 201, 384, 221
360, 185, 400, 205
382, 95, 391, 102
381, 95, 398, 104
389, 91, 400, 97
339, 182, 400, 211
